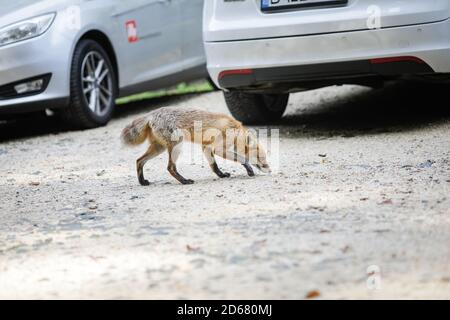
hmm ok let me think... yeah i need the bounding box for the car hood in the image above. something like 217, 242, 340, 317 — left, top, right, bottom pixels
0, 0, 81, 28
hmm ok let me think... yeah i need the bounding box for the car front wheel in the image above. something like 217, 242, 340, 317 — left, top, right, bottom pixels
223, 91, 289, 124
63, 39, 117, 129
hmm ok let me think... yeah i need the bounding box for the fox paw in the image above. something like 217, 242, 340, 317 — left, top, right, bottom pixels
181, 179, 195, 185
243, 163, 255, 177
219, 172, 231, 178
139, 179, 151, 186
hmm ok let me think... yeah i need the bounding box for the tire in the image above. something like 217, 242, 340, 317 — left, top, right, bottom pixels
223, 91, 289, 124
63, 39, 117, 129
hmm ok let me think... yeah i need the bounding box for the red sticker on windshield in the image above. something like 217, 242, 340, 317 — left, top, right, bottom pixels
126, 20, 138, 43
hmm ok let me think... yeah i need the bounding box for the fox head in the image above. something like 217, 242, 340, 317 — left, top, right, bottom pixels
245, 132, 271, 174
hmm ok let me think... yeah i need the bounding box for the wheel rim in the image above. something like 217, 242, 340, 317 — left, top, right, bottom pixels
81, 51, 113, 117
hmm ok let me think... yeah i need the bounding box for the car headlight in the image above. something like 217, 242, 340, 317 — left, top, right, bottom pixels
0, 13, 56, 48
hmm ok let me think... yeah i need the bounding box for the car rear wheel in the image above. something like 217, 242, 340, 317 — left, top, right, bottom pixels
63, 39, 117, 129
223, 91, 289, 124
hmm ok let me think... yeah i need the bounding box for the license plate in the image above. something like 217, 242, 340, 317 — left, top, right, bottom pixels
261, 0, 348, 12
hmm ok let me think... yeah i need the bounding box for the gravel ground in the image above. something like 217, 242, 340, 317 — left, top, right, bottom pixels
0, 81, 449, 300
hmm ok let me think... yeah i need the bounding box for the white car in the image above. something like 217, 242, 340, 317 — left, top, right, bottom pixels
0, 0, 206, 128
204, 0, 450, 123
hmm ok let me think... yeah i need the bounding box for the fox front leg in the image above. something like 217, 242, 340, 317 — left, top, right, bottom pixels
214, 149, 255, 177
203, 146, 231, 179
242, 162, 255, 177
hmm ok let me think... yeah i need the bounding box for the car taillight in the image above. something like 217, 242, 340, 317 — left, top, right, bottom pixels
218, 69, 254, 79
370, 56, 426, 65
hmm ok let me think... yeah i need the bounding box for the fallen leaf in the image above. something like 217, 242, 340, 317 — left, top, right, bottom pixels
29, 182, 40, 186
186, 245, 200, 252
305, 290, 321, 299
89, 255, 106, 261
380, 199, 393, 205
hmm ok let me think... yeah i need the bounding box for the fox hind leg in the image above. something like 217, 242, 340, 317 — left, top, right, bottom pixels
203, 145, 231, 179
167, 144, 194, 185
137, 143, 165, 186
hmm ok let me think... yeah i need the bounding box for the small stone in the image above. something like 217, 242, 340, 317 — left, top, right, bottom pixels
96, 170, 106, 177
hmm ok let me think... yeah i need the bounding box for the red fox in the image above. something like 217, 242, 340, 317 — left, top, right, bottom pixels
121, 107, 271, 185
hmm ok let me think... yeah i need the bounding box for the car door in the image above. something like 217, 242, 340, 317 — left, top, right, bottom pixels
179, 0, 206, 69
112, 0, 182, 88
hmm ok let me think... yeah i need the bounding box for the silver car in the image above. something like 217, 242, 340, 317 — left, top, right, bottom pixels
0, 0, 206, 128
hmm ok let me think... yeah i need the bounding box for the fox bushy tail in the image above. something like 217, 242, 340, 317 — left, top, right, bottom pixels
121, 117, 150, 146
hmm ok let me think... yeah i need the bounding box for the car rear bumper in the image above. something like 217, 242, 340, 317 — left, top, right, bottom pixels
205, 19, 450, 90
217, 57, 434, 92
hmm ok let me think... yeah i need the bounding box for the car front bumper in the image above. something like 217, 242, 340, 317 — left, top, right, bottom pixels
0, 26, 72, 113
205, 18, 450, 91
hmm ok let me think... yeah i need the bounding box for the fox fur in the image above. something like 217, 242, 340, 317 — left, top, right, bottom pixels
121, 107, 271, 185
